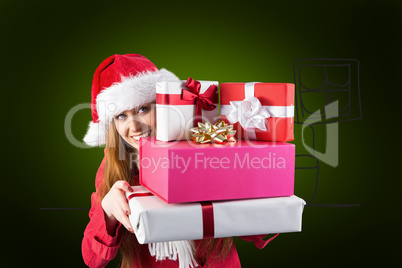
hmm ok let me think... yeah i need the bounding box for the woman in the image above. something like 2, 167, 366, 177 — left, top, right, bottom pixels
81, 54, 273, 268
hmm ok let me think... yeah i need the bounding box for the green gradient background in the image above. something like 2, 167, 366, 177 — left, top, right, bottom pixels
3, 0, 401, 267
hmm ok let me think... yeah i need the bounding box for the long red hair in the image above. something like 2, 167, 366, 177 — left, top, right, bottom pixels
98, 121, 233, 267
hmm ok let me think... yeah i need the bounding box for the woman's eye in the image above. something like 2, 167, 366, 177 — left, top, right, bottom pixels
116, 114, 126, 120
138, 106, 149, 113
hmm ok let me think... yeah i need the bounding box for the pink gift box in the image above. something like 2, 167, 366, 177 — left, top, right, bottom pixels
139, 137, 295, 203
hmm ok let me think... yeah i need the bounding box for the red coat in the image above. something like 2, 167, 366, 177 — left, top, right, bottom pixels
82, 156, 275, 268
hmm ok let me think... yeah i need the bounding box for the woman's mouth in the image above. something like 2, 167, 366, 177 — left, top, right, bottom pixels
131, 130, 152, 142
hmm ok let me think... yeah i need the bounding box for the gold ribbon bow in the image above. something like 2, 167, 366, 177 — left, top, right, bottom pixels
191, 121, 236, 144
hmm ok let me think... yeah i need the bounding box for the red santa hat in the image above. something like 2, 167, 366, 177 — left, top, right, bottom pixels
83, 54, 180, 146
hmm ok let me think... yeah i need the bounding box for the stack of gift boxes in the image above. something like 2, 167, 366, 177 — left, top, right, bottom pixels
126, 78, 306, 244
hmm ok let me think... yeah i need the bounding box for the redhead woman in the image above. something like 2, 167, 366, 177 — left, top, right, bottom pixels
81, 54, 272, 268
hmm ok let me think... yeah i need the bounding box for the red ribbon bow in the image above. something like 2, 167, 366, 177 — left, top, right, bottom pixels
182, 77, 218, 127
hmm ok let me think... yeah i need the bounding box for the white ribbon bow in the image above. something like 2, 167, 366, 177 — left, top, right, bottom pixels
225, 96, 271, 131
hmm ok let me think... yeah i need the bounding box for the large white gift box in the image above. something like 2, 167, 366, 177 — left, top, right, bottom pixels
156, 78, 219, 141
126, 186, 306, 244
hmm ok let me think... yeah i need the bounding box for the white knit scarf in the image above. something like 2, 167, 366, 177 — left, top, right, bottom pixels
148, 240, 198, 268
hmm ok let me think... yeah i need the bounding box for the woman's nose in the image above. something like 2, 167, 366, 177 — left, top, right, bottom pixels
126, 116, 143, 133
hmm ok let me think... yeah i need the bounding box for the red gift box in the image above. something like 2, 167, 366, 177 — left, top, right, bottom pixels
220, 82, 294, 142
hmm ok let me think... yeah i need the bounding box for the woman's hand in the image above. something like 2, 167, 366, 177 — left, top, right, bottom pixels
101, 180, 134, 235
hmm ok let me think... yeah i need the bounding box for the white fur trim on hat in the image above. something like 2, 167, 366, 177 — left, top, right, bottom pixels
83, 121, 107, 147
83, 68, 180, 146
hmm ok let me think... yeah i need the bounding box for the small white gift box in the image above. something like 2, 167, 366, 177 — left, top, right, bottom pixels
156, 78, 219, 141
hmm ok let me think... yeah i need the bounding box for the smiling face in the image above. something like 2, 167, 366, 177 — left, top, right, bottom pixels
113, 102, 156, 149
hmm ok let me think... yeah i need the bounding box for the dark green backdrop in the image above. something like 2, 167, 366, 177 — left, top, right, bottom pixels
3, 0, 401, 267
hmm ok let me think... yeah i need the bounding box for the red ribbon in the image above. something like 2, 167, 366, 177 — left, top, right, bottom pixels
127, 192, 154, 201
200, 201, 215, 239
182, 77, 218, 126
128, 193, 215, 239
156, 93, 195, 105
